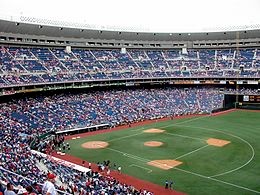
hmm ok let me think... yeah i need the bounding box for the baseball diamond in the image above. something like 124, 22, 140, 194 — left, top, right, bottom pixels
0, 6, 260, 194
65, 110, 260, 195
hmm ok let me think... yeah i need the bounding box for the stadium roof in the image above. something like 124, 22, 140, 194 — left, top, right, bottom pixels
0, 0, 260, 33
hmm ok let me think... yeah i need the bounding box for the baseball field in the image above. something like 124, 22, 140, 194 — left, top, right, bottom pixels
65, 110, 260, 195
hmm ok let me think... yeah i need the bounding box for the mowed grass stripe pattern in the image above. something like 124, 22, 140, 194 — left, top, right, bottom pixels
67, 111, 260, 195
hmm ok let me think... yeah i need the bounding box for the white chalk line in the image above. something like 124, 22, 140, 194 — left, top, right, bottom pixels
129, 164, 152, 173
173, 167, 260, 194
171, 124, 255, 178
174, 145, 209, 160
164, 132, 204, 141
118, 143, 209, 168
107, 115, 254, 179
163, 115, 209, 127
105, 115, 255, 189
108, 131, 144, 142
107, 147, 148, 162
106, 145, 259, 194
107, 147, 173, 169
108, 116, 208, 143
141, 115, 255, 179
131, 127, 145, 131
107, 116, 207, 143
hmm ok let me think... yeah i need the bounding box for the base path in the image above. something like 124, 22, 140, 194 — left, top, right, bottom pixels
51, 152, 186, 195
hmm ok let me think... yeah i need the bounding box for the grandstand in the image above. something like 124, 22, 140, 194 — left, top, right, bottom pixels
0, 46, 260, 87
0, 2, 260, 195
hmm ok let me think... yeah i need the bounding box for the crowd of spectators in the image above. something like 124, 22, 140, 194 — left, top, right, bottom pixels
0, 44, 259, 193
224, 88, 259, 95
0, 87, 224, 133
42, 157, 151, 195
0, 86, 258, 194
0, 86, 225, 194
0, 128, 153, 194
0, 46, 259, 87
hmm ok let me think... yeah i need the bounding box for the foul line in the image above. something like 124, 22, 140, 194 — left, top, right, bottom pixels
129, 164, 152, 173
106, 115, 254, 179
107, 116, 208, 143
163, 115, 209, 127
173, 167, 260, 194
86, 114, 257, 193
108, 131, 144, 142
105, 145, 259, 194
131, 127, 145, 131
171, 124, 255, 178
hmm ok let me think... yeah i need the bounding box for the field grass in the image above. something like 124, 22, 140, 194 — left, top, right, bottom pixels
67, 110, 260, 195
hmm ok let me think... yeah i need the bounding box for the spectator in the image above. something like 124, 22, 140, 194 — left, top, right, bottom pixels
118, 166, 122, 174
25, 186, 36, 195
165, 180, 168, 189
169, 180, 174, 189
0, 183, 5, 195
4, 183, 16, 195
106, 169, 110, 175
42, 173, 56, 195
17, 186, 27, 195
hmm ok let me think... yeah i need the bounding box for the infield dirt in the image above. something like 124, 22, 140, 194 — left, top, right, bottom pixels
144, 141, 163, 147
147, 160, 183, 170
81, 141, 109, 149
207, 138, 231, 147
143, 128, 165, 133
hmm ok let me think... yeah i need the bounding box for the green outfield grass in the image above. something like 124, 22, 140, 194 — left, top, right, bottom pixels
67, 110, 260, 195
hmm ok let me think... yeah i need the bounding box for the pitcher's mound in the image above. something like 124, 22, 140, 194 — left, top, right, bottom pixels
81, 141, 109, 149
143, 128, 165, 133
207, 138, 230, 147
144, 141, 163, 147
147, 160, 182, 170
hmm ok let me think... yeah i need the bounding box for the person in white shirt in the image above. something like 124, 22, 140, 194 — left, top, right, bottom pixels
4, 183, 16, 195
42, 173, 57, 195
118, 166, 121, 174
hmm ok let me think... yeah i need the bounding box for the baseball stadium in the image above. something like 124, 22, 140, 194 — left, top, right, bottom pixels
0, 0, 260, 195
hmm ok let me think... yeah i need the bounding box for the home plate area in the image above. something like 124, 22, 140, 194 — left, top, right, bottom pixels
147, 160, 183, 170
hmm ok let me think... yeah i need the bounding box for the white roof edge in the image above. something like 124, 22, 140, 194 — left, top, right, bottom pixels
1, 13, 260, 33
